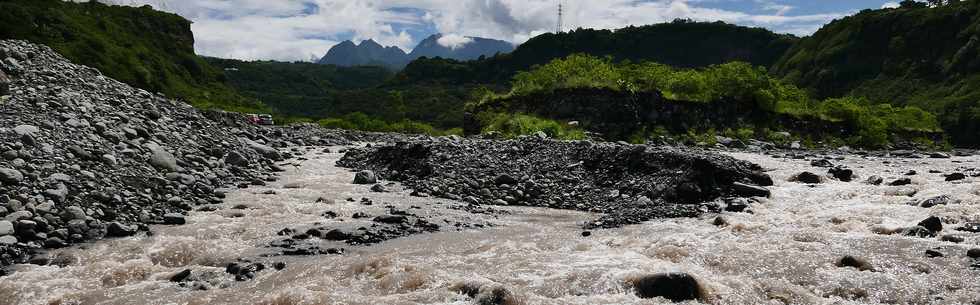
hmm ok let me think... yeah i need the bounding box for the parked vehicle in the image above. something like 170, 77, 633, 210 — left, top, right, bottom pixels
257, 114, 275, 125
245, 114, 260, 125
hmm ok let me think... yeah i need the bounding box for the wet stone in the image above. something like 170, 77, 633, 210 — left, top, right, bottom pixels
632, 273, 701, 302
836, 255, 874, 271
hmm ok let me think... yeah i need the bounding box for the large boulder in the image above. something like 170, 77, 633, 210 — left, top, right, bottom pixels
353, 170, 377, 184
631, 273, 702, 302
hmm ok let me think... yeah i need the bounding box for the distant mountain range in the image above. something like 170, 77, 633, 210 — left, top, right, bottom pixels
318, 34, 514, 69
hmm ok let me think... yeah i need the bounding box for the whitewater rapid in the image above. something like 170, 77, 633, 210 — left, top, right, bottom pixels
0, 146, 977, 305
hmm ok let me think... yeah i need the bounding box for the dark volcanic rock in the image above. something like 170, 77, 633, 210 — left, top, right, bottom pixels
631, 273, 702, 302
945, 173, 966, 182
829, 167, 854, 182
956, 223, 980, 233
836, 255, 874, 271
865, 175, 884, 185
889, 178, 912, 186
810, 159, 834, 168
730, 182, 770, 198
791, 171, 822, 184
338, 139, 771, 229
968, 249, 980, 259
353, 170, 377, 184
914, 195, 952, 208
917, 216, 943, 233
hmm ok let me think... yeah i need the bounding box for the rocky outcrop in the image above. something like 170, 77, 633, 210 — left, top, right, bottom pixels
338, 137, 772, 228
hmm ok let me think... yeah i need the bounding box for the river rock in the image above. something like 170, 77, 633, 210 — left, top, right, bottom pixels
149, 148, 178, 172
945, 173, 966, 182
0, 167, 24, 184
968, 249, 980, 259
0, 220, 13, 236
810, 159, 834, 168
248, 141, 282, 161
917, 216, 942, 233
836, 255, 874, 271
730, 182, 770, 198
829, 167, 854, 182
916, 195, 952, 208
163, 213, 186, 225
353, 170, 377, 184
0, 69, 9, 95
225, 151, 250, 167
865, 175, 884, 185
106, 222, 137, 237
792, 171, 822, 184
632, 273, 701, 302
889, 178, 912, 186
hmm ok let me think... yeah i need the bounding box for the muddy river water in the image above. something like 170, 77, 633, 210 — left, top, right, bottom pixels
0, 146, 977, 305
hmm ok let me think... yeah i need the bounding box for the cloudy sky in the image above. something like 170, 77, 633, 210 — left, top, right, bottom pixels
97, 0, 906, 62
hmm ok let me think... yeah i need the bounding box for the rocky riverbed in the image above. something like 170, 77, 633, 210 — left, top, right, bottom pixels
1, 39, 979, 305
0, 144, 976, 305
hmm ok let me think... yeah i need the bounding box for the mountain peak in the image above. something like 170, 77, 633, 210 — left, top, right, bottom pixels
319, 33, 514, 69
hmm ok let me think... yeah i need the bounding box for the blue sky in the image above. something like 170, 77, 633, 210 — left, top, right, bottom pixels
100, 0, 906, 61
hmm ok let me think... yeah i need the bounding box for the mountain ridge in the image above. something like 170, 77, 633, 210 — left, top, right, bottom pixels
318, 34, 514, 69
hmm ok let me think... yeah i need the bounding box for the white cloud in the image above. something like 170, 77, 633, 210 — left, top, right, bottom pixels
436, 34, 474, 49
85, 0, 853, 61
882, 2, 900, 9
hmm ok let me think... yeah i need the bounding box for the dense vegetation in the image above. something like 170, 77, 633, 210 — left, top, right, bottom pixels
394, 20, 798, 86
772, 0, 980, 145
0, 0, 266, 112
469, 55, 940, 147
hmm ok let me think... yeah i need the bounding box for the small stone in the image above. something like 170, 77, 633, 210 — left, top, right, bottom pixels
792, 172, 822, 184
917, 195, 951, 208
163, 213, 186, 225
373, 215, 407, 224
493, 174, 518, 186
106, 222, 137, 237
170, 269, 192, 282
730, 182, 770, 197
370, 184, 386, 192
836, 255, 874, 271
149, 149, 179, 172
581, 231, 592, 237
712, 216, 728, 227
945, 173, 966, 182
810, 159, 834, 168
0, 167, 24, 184
925, 249, 944, 258
0, 220, 13, 235
865, 176, 884, 185
940, 235, 964, 243
889, 178, 912, 186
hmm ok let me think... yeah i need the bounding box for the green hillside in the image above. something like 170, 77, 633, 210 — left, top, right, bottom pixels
394, 20, 798, 86
0, 0, 266, 112
772, 1, 980, 145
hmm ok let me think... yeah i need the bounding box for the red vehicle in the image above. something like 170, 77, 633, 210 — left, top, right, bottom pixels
245, 114, 275, 125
